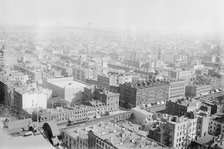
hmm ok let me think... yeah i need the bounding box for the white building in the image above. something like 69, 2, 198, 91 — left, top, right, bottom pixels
46, 77, 87, 103
14, 86, 52, 112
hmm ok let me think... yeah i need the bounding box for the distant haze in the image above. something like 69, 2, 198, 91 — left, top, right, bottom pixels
0, 0, 223, 34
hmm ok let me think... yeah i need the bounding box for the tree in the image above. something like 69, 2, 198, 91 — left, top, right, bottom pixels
31, 110, 43, 122
47, 97, 69, 108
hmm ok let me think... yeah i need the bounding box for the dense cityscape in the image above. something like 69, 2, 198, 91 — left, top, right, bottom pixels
0, 0, 224, 149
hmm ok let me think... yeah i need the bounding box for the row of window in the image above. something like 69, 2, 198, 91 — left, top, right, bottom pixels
40, 108, 106, 121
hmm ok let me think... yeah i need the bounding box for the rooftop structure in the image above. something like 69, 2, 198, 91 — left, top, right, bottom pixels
62, 121, 167, 149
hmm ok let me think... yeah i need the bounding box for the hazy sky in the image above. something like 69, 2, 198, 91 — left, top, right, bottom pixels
0, 0, 223, 34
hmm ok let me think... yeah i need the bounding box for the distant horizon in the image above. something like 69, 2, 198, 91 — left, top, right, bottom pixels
0, 24, 224, 38
0, 0, 224, 35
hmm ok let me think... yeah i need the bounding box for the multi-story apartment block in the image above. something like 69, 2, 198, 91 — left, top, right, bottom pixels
94, 89, 119, 112
208, 113, 224, 136
39, 89, 120, 125
0, 69, 52, 111
39, 105, 106, 125
168, 80, 186, 101
149, 112, 198, 149
166, 99, 201, 117
119, 80, 169, 108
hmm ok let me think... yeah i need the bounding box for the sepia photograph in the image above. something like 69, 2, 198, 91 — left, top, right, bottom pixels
0, 0, 224, 149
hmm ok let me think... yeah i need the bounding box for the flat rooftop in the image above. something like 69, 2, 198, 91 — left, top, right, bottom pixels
63, 121, 166, 149
50, 80, 87, 88
0, 118, 55, 149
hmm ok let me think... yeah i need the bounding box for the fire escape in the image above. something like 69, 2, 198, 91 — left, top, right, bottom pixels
163, 125, 172, 147
183, 123, 191, 149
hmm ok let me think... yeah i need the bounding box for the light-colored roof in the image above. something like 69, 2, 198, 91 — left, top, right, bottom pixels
63, 121, 166, 149
50, 80, 87, 88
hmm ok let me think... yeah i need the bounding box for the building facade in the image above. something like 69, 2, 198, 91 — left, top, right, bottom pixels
168, 80, 186, 101
185, 84, 211, 97
119, 80, 169, 108
208, 114, 224, 136
149, 113, 197, 149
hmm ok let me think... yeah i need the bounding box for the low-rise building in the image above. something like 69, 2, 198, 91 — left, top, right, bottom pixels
61, 121, 167, 149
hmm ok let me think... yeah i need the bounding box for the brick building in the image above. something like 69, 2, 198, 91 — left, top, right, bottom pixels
119, 80, 169, 108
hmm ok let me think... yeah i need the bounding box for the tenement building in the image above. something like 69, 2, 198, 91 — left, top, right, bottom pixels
119, 79, 169, 108
148, 112, 197, 149
61, 121, 167, 149
208, 113, 224, 136
166, 98, 201, 117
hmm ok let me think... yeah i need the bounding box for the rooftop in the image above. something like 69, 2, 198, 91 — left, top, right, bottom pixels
49, 79, 87, 88
174, 98, 201, 108
123, 79, 169, 89
211, 113, 224, 124
0, 118, 55, 149
63, 121, 167, 149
